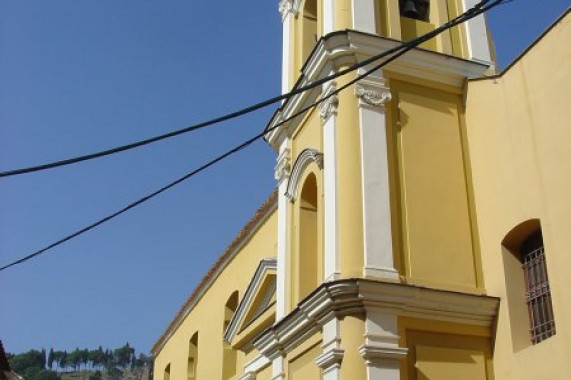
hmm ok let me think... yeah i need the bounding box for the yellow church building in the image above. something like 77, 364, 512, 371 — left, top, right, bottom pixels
151, 1, 570, 379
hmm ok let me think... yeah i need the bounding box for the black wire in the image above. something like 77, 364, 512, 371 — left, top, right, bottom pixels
0, 0, 494, 178
0, 0, 504, 272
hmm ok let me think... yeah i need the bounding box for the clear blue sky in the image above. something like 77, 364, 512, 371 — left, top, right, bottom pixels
1, 0, 569, 355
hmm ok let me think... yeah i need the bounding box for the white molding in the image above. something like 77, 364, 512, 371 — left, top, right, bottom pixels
315, 348, 345, 373
359, 345, 408, 364
224, 258, 277, 343
276, 140, 290, 319
460, 0, 493, 67
253, 279, 499, 358
355, 82, 392, 107
322, 0, 335, 34
265, 31, 490, 148
352, 0, 377, 34
285, 148, 324, 201
321, 80, 340, 282
278, 0, 302, 21
242, 354, 271, 378
274, 148, 292, 186
316, 317, 343, 380
319, 82, 339, 123
355, 75, 399, 281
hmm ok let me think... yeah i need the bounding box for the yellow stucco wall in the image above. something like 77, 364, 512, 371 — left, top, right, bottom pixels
388, 78, 481, 291
466, 13, 571, 379
400, 317, 494, 380
153, 209, 278, 380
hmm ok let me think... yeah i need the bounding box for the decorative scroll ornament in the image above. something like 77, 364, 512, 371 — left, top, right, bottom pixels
355, 83, 392, 107
319, 82, 339, 123
278, 0, 301, 20
285, 149, 324, 201
274, 148, 292, 185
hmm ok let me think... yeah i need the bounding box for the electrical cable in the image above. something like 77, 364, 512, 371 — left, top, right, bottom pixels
0, 0, 505, 272
0, 0, 494, 178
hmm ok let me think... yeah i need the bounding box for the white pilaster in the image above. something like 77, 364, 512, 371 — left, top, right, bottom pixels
322, 0, 335, 34
279, 0, 300, 94
271, 356, 285, 380
319, 81, 340, 282
275, 140, 291, 319
460, 0, 493, 66
355, 71, 399, 280
359, 308, 407, 380
315, 316, 344, 380
352, 0, 377, 34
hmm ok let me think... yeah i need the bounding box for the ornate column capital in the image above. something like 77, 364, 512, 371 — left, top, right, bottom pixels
355, 81, 392, 108
274, 148, 292, 185
278, 0, 301, 21
319, 82, 339, 123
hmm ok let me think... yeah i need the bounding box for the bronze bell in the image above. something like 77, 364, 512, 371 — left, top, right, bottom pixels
401, 0, 420, 19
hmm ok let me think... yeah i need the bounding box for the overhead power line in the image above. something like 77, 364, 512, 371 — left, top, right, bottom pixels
0, 0, 494, 178
0, 0, 505, 272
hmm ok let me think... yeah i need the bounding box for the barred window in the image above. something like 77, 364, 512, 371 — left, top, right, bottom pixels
520, 230, 556, 344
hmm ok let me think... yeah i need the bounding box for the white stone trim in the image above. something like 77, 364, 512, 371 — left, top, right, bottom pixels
265, 31, 490, 148
460, 0, 493, 67
285, 148, 324, 201
278, 0, 302, 21
241, 354, 271, 379
321, 80, 340, 282
355, 82, 392, 107
322, 0, 335, 34
274, 148, 292, 186
254, 279, 499, 358
280, 4, 294, 94
276, 139, 290, 319
355, 74, 399, 280
319, 82, 339, 123
316, 317, 344, 380
360, 307, 407, 380
352, 0, 377, 34
224, 258, 277, 343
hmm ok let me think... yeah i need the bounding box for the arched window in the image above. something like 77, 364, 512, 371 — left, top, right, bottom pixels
520, 230, 555, 344
301, 0, 318, 65
164, 364, 170, 380
298, 173, 319, 301
187, 333, 198, 380
222, 292, 239, 380
503, 221, 555, 344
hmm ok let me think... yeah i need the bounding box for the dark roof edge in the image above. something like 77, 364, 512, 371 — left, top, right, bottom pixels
470, 7, 570, 82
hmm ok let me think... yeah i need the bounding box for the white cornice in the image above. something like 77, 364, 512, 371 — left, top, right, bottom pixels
253, 279, 499, 358
265, 31, 490, 149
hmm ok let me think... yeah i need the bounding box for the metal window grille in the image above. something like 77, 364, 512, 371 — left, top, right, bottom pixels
522, 245, 556, 344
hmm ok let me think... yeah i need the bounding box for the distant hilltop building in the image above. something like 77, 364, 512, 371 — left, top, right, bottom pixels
151, 2, 570, 380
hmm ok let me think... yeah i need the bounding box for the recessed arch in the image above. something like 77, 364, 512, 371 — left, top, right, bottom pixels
501, 219, 555, 345
187, 332, 198, 380
502, 218, 541, 254
222, 291, 239, 380
164, 363, 171, 380
296, 172, 319, 302
285, 148, 323, 201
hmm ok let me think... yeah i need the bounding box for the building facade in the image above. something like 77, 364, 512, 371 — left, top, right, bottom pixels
152, 2, 570, 379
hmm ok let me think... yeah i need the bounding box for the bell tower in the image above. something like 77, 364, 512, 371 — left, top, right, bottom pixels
278, 0, 493, 92
269, 3, 494, 376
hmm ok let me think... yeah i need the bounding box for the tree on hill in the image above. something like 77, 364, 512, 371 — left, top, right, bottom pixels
9, 349, 45, 373
47, 348, 55, 370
